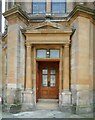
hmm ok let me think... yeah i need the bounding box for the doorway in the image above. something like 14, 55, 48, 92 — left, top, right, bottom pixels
36, 61, 59, 101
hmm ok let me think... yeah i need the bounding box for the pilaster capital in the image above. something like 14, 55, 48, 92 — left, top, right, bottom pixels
63, 43, 70, 48
25, 43, 32, 48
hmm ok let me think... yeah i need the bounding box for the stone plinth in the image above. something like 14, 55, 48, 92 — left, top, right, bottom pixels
59, 91, 72, 113
76, 89, 93, 114
61, 91, 71, 105
21, 90, 35, 111
3, 87, 22, 113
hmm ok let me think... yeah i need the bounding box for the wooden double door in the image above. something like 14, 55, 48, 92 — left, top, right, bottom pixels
36, 61, 59, 100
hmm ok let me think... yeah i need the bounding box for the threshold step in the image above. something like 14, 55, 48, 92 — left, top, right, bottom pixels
38, 99, 59, 103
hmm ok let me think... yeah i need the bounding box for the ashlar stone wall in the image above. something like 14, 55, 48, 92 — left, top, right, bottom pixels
71, 16, 94, 114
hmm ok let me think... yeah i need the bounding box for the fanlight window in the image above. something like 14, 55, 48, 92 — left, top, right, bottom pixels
37, 49, 47, 58
36, 49, 60, 58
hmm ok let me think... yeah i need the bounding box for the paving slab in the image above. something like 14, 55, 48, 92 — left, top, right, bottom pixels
12, 110, 84, 118
2, 109, 94, 119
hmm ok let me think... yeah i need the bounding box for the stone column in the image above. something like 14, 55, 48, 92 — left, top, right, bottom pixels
26, 44, 32, 89
0, 39, 2, 102
63, 44, 70, 90
61, 44, 71, 112
22, 44, 34, 111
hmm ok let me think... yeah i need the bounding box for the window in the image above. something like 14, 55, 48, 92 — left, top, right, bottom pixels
8, 2, 12, 9
37, 49, 60, 58
42, 69, 48, 86
32, 0, 46, 14
51, 0, 66, 14
50, 50, 60, 58
37, 49, 47, 58
50, 69, 56, 87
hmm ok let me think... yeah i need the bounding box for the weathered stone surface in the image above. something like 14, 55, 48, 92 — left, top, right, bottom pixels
70, 16, 94, 114
0, 37, 2, 98
21, 90, 35, 111
61, 91, 71, 105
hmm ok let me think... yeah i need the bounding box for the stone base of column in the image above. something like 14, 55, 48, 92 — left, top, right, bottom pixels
76, 105, 93, 115
94, 90, 95, 112
21, 90, 35, 111
76, 89, 93, 114
3, 87, 22, 113
59, 91, 73, 113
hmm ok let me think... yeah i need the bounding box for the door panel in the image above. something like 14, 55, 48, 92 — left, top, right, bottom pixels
38, 62, 59, 99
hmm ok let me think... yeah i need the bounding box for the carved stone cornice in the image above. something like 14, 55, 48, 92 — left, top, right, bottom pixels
3, 4, 95, 26
21, 21, 72, 35
68, 4, 95, 24
3, 4, 29, 23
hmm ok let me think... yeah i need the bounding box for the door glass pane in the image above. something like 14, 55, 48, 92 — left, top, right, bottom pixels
42, 75, 48, 86
37, 49, 46, 58
50, 50, 60, 58
42, 69, 48, 74
50, 75, 56, 86
50, 70, 56, 74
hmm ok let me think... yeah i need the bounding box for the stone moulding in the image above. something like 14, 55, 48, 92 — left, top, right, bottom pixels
3, 4, 95, 24
3, 4, 29, 21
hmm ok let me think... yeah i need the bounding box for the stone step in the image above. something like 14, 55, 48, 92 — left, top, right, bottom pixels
38, 99, 59, 103
36, 99, 59, 110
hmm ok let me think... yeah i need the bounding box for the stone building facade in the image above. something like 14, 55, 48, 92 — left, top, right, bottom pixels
0, 0, 95, 114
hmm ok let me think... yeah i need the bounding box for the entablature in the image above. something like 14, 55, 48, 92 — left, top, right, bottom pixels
22, 21, 72, 45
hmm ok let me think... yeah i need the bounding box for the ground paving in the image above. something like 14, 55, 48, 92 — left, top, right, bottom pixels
1, 109, 94, 119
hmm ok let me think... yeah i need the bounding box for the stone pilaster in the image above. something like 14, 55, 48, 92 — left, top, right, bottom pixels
26, 44, 32, 89
59, 47, 63, 106
63, 44, 70, 91
21, 44, 34, 111
60, 44, 72, 113
0, 38, 2, 101
71, 16, 93, 114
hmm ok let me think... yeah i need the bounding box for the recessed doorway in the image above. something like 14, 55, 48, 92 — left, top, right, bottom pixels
36, 61, 59, 102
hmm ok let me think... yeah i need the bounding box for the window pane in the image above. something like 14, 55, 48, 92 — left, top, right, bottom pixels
50, 70, 56, 75
50, 50, 60, 58
32, 0, 46, 14
51, 0, 66, 14
50, 75, 56, 86
42, 75, 48, 86
37, 50, 46, 58
42, 69, 48, 74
